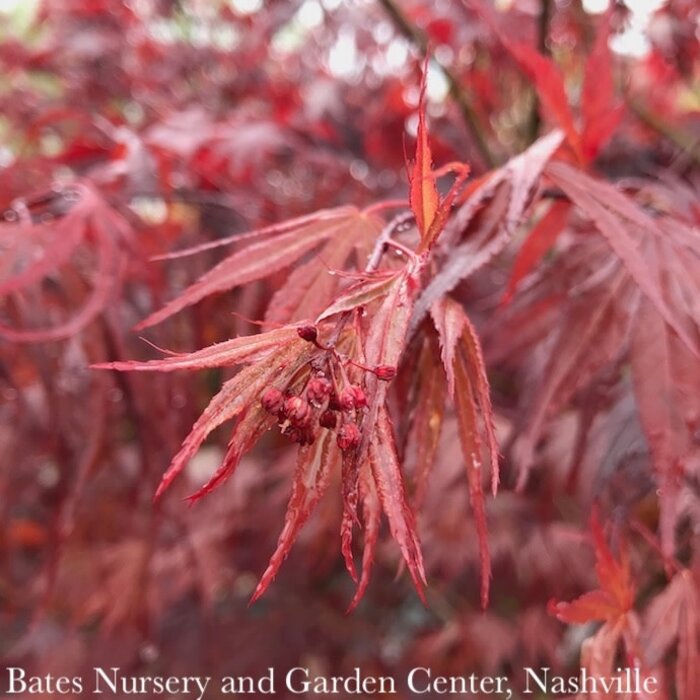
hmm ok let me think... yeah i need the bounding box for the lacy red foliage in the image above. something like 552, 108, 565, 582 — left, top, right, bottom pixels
1, 0, 699, 696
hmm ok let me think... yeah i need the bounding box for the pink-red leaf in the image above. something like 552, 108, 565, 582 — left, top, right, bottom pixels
407, 334, 447, 511
550, 512, 634, 625
359, 265, 421, 465
409, 60, 439, 244
642, 570, 700, 700
251, 429, 339, 603
411, 130, 564, 330
0, 184, 102, 297
347, 459, 381, 612
514, 267, 635, 486
136, 207, 363, 330
340, 451, 360, 584
92, 326, 299, 372
468, 0, 580, 159
629, 266, 699, 556
502, 200, 570, 304
578, 617, 628, 691
185, 405, 273, 505
0, 188, 127, 342
316, 270, 401, 323
152, 338, 309, 500
431, 297, 500, 495
502, 40, 581, 161
582, 14, 624, 161
265, 215, 379, 324
590, 512, 634, 613
151, 206, 352, 261
454, 345, 491, 609
0, 217, 84, 297
458, 313, 500, 497
0, 217, 123, 342
370, 405, 426, 601
546, 161, 699, 358
549, 590, 625, 624
430, 296, 466, 396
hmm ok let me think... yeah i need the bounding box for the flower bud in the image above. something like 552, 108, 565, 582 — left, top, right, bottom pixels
337, 423, 361, 451
374, 365, 397, 381
261, 387, 284, 414
348, 384, 367, 408
338, 385, 367, 410
319, 409, 338, 429
328, 391, 342, 411
306, 377, 332, 405
284, 396, 311, 425
297, 325, 318, 343
338, 388, 356, 411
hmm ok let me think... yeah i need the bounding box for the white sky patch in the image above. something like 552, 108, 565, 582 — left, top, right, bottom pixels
271, 0, 323, 55
372, 21, 393, 45
426, 60, 449, 103
298, 0, 323, 28
385, 37, 409, 71
611, 0, 668, 58
328, 30, 360, 78
228, 0, 262, 15
582, 0, 609, 14
148, 18, 177, 44
0, 0, 39, 30
405, 112, 419, 138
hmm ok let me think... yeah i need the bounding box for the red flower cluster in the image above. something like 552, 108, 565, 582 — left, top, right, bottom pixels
260, 325, 378, 451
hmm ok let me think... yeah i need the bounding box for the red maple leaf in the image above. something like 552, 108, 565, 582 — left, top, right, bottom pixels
549, 510, 634, 624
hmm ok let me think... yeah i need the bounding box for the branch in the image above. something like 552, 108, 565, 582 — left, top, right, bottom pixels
525, 0, 552, 143
366, 211, 414, 273
377, 0, 497, 169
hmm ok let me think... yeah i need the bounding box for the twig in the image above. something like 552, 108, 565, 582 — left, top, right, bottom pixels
525, 0, 552, 143
365, 211, 414, 272
377, 0, 497, 169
